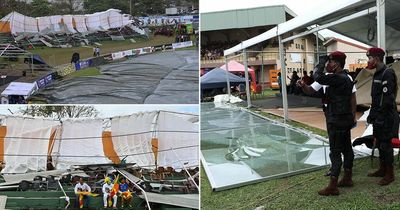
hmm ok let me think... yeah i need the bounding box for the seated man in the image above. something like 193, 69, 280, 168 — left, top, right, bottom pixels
118, 178, 133, 208
102, 177, 117, 208
74, 177, 91, 208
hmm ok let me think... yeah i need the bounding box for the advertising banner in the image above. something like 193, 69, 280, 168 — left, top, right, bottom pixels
172, 41, 193, 49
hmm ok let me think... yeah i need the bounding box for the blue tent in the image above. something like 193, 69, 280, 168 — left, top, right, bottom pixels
24, 54, 47, 65
200, 67, 246, 90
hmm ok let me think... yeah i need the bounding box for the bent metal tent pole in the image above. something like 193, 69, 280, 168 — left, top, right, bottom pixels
117, 169, 151, 210
57, 180, 70, 209
170, 147, 199, 191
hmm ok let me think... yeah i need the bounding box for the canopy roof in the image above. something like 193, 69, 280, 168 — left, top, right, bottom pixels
201, 68, 246, 89
225, 0, 400, 55
219, 60, 255, 72
1, 82, 37, 97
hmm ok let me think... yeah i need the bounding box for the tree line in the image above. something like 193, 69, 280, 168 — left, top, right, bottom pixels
0, 0, 198, 18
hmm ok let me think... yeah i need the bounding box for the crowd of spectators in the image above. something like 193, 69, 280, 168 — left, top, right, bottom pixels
201, 40, 240, 60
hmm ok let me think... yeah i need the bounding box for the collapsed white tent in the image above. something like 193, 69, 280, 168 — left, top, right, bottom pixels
0, 9, 133, 35
0, 111, 199, 174
0, 11, 39, 34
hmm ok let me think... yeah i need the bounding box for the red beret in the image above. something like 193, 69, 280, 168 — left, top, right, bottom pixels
329, 51, 346, 61
366, 47, 385, 57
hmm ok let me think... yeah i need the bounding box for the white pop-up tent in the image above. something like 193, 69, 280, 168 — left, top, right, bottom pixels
1, 82, 38, 104
223, 0, 400, 121
0, 110, 199, 174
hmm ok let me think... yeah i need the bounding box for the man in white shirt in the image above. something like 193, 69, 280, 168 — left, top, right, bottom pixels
102, 177, 117, 208
74, 177, 91, 208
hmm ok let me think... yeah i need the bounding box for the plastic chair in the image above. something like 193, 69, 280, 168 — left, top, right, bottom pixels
371, 137, 400, 166
252, 85, 263, 99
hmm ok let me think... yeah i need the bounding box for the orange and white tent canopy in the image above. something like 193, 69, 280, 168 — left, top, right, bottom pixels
0, 111, 199, 174
0, 9, 133, 35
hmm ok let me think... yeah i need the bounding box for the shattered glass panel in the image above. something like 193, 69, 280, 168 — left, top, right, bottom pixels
201, 103, 331, 191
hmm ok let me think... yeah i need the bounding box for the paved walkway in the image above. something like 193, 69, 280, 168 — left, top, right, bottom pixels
250, 95, 367, 139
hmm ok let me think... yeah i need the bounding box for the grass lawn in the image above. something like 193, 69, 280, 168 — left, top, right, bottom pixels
201, 109, 400, 210
64, 67, 100, 79
201, 157, 400, 210
28, 35, 176, 66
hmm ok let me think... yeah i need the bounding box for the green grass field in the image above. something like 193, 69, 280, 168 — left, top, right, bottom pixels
201, 109, 400, 210
201, 157, 400, 210
64, 67, 101, 79
29, 35, 176, 66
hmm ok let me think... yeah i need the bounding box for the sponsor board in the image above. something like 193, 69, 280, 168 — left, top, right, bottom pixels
36, 73, 53, 89
172, 41, 193, 49
75, 59, 93, 70
112, 50, 135, 60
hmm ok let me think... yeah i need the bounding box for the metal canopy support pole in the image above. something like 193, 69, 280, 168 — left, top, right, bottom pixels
170, 148, 199, 191
281, 7, 377, 43
31, 54, 34, 75
278, 36, 289, 122
377, 0, 386, 55
242, 49, 252, 108
261, 50, 264, 91
224, 56, 231, 97
316, 31, 319, 63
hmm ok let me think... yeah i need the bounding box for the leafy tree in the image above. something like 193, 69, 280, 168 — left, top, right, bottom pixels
51, 0, 83, 15
0, 0, 29, 17
30, 0, 53, 17
21, 105, 99, 119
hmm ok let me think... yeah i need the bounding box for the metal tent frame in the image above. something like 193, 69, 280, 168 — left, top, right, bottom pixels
223, 0, 391, 122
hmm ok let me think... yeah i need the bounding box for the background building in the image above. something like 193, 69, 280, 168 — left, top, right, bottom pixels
324, 37, 368, 71
201, 5, 325, 88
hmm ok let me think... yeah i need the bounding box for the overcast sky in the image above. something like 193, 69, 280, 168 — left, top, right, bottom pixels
0, 105, 199, 118
200, 0, 371, 48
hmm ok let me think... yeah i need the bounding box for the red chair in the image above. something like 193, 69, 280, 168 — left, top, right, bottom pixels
252, 84, 263, 99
